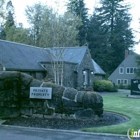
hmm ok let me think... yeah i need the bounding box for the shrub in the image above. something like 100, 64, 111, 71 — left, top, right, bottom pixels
117, 83, 124, 89
117, 84, 131, 90
107, 87, 118, 92
94, 80, 117, 92
126, 85, 131, 90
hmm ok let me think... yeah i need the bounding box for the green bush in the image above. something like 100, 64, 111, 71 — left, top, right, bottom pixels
117, 83, 124, 89
126, 85, 131, 89
93, 80, 118, 92
117, 84, 131, 90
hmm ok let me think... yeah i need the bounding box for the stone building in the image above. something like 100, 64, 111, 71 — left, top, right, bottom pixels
0, 39, 48, 79
0, 39, 105, 90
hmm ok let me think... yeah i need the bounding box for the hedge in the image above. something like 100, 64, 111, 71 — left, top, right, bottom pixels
93, 80, 118, 92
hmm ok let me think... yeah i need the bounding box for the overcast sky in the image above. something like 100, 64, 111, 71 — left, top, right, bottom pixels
11, 0, 140, 53
11, 0, 96, 27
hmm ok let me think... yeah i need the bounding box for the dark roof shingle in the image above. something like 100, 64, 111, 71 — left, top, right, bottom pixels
0, 40, 106, 75
0, 40, 50, 71
47, 46, 87, 64
92, 59, 106, 75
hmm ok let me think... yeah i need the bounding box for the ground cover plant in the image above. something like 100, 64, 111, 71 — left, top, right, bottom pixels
82, 93, 140, 134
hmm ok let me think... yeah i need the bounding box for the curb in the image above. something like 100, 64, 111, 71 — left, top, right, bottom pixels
0, 120, 6, 125
0, 122, 127, 138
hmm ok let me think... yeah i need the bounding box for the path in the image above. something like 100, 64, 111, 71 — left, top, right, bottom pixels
99, 89, 130, 95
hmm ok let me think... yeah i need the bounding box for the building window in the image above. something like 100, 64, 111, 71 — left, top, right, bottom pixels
126, 68, 129, 74
126, 67, 137, 74
119, 67, 124, 74
117, 79, 121, 85
130, 68, 133, 73
83, 70, 88, 85
117, 79, 128, 85
124, 79, 128, 85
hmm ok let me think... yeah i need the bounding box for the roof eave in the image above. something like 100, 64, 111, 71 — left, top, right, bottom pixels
94, 73, 106, 75
5, 68, 46, 72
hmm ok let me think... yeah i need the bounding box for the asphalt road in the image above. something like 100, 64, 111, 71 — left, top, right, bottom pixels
0, 125, 129, 140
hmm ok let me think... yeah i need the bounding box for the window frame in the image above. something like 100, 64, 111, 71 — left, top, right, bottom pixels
117, 79, 128, 85
126, 67, 137, 74
119, 67, 124, 74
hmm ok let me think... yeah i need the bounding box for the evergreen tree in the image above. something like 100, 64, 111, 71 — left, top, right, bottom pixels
25, 2, 45, 46
134, 19, 140, 77
0, 0, 5, 18
67, 0, 88, 46
0, 0, 15, 40
87, 0, 135, 75
0, 0, 30, 44
0, 0, 6, 39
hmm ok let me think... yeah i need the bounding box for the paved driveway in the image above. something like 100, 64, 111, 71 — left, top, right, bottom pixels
99, 89, 130, 95
0, 125, 129, 140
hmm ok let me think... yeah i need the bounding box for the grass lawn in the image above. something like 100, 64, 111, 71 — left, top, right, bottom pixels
82, 93, 140, 135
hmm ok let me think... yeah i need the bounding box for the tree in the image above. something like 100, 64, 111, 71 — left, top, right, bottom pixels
135, 55, 140, 77
0, 0, 15, 40
0, 0, 30, 44
25, 3, 81, 47
5, 25, 32, 44
44, 12, 81, 47
0, 0, 5, 18
49, 12, 81, 85
134, 19, 140, 77
87, 0, 135, 75
25, 2, 46, 46
67, 0, 89, 46
0, 0, 6, 39
45, 12, 81, 86
25, 2, 81, 86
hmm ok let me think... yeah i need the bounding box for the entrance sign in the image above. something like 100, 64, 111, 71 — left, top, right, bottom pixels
30, 87, 52, 99
131, 79, 140, 95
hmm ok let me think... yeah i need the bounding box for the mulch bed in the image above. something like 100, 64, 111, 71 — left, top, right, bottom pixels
3, 112, 129, 130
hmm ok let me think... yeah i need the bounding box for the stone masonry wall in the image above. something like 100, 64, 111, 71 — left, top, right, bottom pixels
43, 62, 76, 88
0, 71, 103, 119
0, 63, 3, 71
63, 63, 76, 88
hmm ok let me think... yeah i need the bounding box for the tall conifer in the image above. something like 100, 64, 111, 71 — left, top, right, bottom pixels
67, 0, 88, 46
87, 0, 135, 75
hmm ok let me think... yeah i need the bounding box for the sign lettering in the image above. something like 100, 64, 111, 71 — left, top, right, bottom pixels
30, 87, 52, 99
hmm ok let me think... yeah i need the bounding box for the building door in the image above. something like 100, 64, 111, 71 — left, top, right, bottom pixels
83, 70, 89, 89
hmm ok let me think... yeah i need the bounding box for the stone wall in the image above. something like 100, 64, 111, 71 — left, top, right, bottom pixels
42, 50, 95, 90
0, 71, 103, 119
22, 71, 46, 80
43, 62, 76, 88
63, 63, 76, 88
0, 63, 3, 71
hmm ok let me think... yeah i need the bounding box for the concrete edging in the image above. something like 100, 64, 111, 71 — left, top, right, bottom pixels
0, 122, 127, 138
